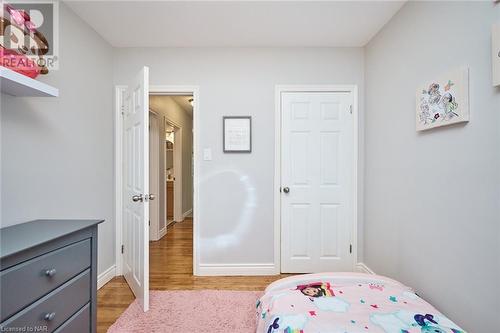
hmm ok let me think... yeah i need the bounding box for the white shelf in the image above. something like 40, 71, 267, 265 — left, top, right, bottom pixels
0, 66, 58, 97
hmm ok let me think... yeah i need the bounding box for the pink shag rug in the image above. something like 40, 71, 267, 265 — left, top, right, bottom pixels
107, 290, 262, 333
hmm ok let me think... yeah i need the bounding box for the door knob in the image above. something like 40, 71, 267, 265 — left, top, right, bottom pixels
132, 194, 143, 202
44, 312, 56, 321
44, 268, 57, 277
147, 194, 155, 201
283, 187, 290, 194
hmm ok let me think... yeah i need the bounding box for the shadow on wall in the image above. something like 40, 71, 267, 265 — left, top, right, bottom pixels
416, 122, 467, 137
198, 168, 256, 253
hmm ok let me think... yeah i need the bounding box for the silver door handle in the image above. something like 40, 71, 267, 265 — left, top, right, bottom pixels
44, 268, 57, 277
283, 187, 290, 194
132, 194, 143, 202
147, 194, 155, 201
44, 312, 56, 321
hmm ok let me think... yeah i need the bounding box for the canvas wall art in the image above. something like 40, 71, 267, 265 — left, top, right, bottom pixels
493, 23, 500, 87
416, 67, 469, 131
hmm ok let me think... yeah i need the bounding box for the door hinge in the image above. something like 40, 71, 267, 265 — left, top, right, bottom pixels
121, 104, 125, 116
349, 105, 353, 114
149, 220, 151, 226
349, 244, 352, 254
121, 244, 124, 254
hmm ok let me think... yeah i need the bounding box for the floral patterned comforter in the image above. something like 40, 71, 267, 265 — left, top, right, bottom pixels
256, 273, 465, 333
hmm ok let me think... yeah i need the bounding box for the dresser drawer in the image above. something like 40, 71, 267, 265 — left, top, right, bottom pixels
0, 269, 90, 333
0, 239, 91, 322
53, 303, 90, 333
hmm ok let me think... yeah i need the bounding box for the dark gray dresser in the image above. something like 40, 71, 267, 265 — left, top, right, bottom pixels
0, 219, 104, 333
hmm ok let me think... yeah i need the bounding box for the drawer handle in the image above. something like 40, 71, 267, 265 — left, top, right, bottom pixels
44, 268, 57, 277
44, 312, 56, 321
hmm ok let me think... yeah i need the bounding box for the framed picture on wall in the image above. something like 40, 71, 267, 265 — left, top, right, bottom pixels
416, 67, 470, 131
223, 116, 252, 153
493, 23, 500, 87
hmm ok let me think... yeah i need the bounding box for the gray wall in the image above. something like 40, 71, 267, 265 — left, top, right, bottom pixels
115, 48, 365, 266
364, 2, 500, 332
0, 3, 115, 275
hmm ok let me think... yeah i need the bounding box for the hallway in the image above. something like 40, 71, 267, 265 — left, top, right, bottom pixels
97, 219, 288, 332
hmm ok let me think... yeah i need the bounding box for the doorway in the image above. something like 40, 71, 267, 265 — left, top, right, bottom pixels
116, 75, 200, 311
275, 86, 358, 273
148, 94, 193, 242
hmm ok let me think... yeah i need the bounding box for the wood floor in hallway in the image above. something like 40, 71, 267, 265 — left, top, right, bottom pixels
97, 218, 290, 332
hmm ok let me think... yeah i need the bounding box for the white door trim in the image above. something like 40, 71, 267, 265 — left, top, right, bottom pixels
162, 117, 183, 223
149, 111, 161, 241
114, 85, 200, 276
114, 85, 126, 276
157, 116, 182, 232
274, 85, 359, 273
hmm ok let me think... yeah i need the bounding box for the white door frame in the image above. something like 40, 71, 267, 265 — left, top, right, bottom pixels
163, 117, 183, 223
115, 85, 126, 276
115, 85, 200, 276
149, 110, 161, 241
274, 85, 359, 273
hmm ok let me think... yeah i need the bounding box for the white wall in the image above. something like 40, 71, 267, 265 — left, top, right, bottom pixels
115, 48, 365, 267
0, 3, 115, 275
149, 95, 193, 229
364, 2, 500, 332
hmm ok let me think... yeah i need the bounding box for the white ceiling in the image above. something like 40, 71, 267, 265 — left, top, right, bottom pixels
65, 1, 405, 47
172, 95, 193, 117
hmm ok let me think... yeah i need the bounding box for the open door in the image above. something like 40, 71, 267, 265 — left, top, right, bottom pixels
122, 66, 150, 311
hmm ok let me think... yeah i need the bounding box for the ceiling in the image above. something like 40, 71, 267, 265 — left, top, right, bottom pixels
172, 96, 193, 117
65, 1, 405, 47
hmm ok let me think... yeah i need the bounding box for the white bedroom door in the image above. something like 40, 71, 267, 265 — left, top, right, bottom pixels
280, 91, 355, 273
122, 66, 150, 311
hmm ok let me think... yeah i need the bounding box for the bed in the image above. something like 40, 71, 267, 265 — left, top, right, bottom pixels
256, 272, 465, 333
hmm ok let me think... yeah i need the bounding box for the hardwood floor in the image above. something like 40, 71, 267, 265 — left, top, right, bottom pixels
96, 276, 135, 333
97, 218, 290, 332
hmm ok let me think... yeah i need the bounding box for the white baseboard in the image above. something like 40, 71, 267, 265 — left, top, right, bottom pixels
159, 226, 167, 239
182, 209, 193, 219
97, 265, 116, 289
197, 263, 277, 276
174, 209, 192, 223
356, 262, 375, 275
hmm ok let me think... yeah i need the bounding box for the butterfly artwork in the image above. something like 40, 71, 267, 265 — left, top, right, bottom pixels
493, 23, 500, 86
416, 68, 470, 131
444, 80, 455, 91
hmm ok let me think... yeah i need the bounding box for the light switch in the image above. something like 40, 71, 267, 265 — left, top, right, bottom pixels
203, 148, 212, 161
